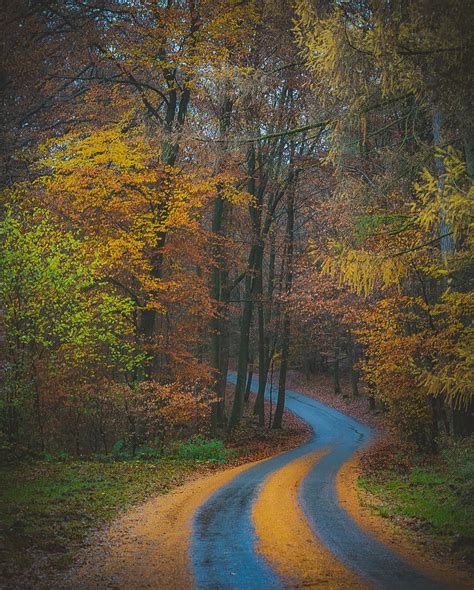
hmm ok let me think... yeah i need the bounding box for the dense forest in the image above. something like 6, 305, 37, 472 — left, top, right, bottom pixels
1, 0, 473, 458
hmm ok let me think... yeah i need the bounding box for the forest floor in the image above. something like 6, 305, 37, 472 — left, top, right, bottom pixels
2, 373, 472, 588
284, 369, 386, 430
0, 396, 309, 589
62, 373, 470, 589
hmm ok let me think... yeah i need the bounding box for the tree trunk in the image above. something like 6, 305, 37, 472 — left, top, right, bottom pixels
210, 195, 225, 435
349, 340, 360, 396
209, 97, 233, 434
137, 79, 193, 373
432, 107, 455, 259
254, 255, 267, 426
229, 142, 264, 430
333, 343, 341, 395
245, 354, 254, 403
254, 229, 276, 424
228, 241, 262, 429
273, 179, 295, 429
217, 275, 232, 425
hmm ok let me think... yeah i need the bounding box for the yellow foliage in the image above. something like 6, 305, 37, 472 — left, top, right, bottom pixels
321, 245, 407, 297
319, 147, 473, 420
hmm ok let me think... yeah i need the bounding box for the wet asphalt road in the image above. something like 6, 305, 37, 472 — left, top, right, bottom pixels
190, 375, 445, 590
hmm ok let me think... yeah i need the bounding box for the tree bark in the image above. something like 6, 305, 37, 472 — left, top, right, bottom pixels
333, 343, 342, 395
229, 141, 265, 430
273, 178, 295, 429
228, 240, 263, 429
254, 229, 276, 424
349, 339, 360, 397
245, 353, 254, 403
210, 194, 225, 434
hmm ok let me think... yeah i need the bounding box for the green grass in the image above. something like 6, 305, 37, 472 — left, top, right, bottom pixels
176, 436, 237, 463
358, 437, 474, 562
0, 456, 196, 580
0, 434, 242, 582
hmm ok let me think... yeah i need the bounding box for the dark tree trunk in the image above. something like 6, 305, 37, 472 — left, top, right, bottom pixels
273, 177, 295, 429
209, 97, 233, 434
245, 356, 254, 403
333, 344, 341, 395
217, 275, 232, 425
229, 142, 264, 430
137, 87, 191, 374
255, 271, 266, 426
210, 195, 225, 435
229, 241, 262, 429
349, 339, 360, 397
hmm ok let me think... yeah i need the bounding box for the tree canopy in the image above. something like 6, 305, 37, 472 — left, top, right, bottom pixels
1, 0, 472, 454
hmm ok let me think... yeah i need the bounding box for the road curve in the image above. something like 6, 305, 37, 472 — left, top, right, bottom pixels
190, 375, 445, 590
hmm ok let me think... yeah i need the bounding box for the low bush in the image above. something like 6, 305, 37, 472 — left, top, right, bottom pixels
176, 436, 235, 463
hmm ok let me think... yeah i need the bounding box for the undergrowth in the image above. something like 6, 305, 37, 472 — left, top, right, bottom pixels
0, 436, 236, 583
359, 436, 474, 564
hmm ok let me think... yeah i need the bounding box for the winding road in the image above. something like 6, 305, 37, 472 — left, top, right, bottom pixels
190, 375, 446, 590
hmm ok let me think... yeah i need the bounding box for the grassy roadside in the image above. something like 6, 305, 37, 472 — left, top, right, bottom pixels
0, 454, 202, 583
0, 437, 238, 584
1, 402, 310, 587
358, 436, 474, 565
285, 371, 474, 568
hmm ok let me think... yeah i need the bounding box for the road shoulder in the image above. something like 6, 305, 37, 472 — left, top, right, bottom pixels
337, 450, 473, 590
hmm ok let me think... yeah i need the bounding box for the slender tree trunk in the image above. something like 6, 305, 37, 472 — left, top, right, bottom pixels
268, 357, 274, 428
245, 353, 254, 403
349, 339, 360, 397
253, 243, 268, 427
273, 320, 289, 429
229, 142, 264, 430
431, 104, 456, 441
254, 229, 276, 423
256, 301, 266, 426
217, 275, 231, 424
228, 241, 262, 429
229, 271, 253, 429
137, 78, 193, 373
273, 180, 295, 429
432, 107, 455, 259
209, 97, 233, 433
333, 342, 341, 395
210, 195, 225, 434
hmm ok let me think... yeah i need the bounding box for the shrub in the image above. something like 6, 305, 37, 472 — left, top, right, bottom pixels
176, 436, 235, 463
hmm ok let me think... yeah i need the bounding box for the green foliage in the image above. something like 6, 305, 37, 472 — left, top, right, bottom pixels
95, 441, 162, 462
0, 207, 91, 350
354, 213, 408, 242
0, 208, 143, 367
0, 207, 144, 446
175, 436, 235, 463
111, 439, 126, 456
359, 438, 474, 560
